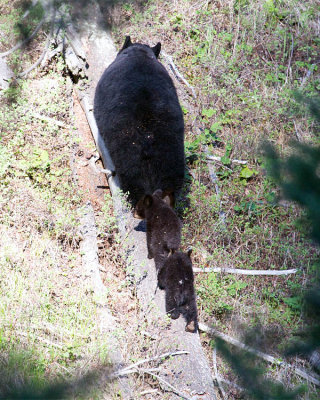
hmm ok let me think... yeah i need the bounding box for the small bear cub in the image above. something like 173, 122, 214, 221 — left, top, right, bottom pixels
134, 189, 181, 271
158, 250, 198, 333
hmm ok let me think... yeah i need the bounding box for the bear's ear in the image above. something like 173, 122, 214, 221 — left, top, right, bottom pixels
121, 36, 132, 51
143, 195, 153, 208
151, 42, 161, 58
187, 248, 192, 258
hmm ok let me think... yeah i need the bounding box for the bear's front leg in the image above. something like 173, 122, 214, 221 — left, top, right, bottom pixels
146, 228, 154, 259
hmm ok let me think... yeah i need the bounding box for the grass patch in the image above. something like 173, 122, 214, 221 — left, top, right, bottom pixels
112, 1, 320, 395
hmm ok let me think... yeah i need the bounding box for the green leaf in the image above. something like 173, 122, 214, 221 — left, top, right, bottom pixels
221, 155, 231, 165
240, 166, 255, 179
202, 108, 216, 118
210, 122, 222, 133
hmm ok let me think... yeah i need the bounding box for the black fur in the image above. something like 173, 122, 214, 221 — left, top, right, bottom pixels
134, 189, 181, 271
94, 36, 185, 205
158, 250, 198, 333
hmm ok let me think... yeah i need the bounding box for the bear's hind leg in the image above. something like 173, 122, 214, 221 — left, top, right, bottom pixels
165, 289, 180, 320
181, 297, 198, 333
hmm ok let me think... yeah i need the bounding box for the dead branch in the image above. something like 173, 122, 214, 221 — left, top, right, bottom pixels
141, 369, 194, 400
199, 323, 320, 386
114, 350, 189, 377
139, 389, 159, 396
193, 267, 298, 276
17, 8, 55, 78
0, 17, 46, 58
285, 35, 294, 85
161, 51, 197, 98
17, 330, 64, 349
32, 112, 67, 128
233, 12, 240, 58
213, 347, 227, 400
293, 120, 302, 142
206, 155, 247, 165
207, 158, 226, 225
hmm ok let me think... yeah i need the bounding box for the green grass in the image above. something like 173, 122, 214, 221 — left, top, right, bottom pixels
0, 59, 109, 397
112, 2, 320, 394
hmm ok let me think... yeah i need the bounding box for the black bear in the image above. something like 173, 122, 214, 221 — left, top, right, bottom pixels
134, 189, 181, 271
94, 36, 185, 205
158, 250, 198, 333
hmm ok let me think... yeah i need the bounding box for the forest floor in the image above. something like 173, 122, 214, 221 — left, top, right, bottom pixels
0, 0, 320, 399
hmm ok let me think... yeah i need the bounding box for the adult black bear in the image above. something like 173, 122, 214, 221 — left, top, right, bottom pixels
134, 189, 181, 271
94, 36, 185, 205
158, 250, 198, 333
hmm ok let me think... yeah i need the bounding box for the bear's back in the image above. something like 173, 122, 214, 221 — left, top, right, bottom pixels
164, 252, 194, 286
93, 42, 185, 204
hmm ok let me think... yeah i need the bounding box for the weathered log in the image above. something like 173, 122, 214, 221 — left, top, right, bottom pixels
72, 1, 216, 398
79, 202, 132, 398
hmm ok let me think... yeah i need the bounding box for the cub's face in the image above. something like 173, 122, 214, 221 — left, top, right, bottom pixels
133, 197, 146, 219
133, 194, 152, 219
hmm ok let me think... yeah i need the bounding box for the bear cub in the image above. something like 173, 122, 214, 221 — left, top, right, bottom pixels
158, 250, 198, 333
134, 189, 181, 271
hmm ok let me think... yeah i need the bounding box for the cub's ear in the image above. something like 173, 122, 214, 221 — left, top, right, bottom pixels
187, 248, 192, 258
143, 195, 153, 208
153, 189, 163, 198
151, 42, 161, 58
163, 195, 171, 206
121, 36, 132, 51
162, 189, 175, 208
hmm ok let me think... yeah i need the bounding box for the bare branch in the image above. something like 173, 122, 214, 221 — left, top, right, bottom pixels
32, 112, 68, 128
17, 330, 64, 349
193, 267, 298, 276
161, 51, 197, 98
199, 323, 320, 386
17, 8, 55, 78
212, 347, 227, 400
207, 155, 247, 165
285, 35, 294, 85
140, 368, 194, 400
114, 350, 189, 377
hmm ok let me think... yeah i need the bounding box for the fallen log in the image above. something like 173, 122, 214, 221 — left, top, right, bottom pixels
71, 2, 217, 398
